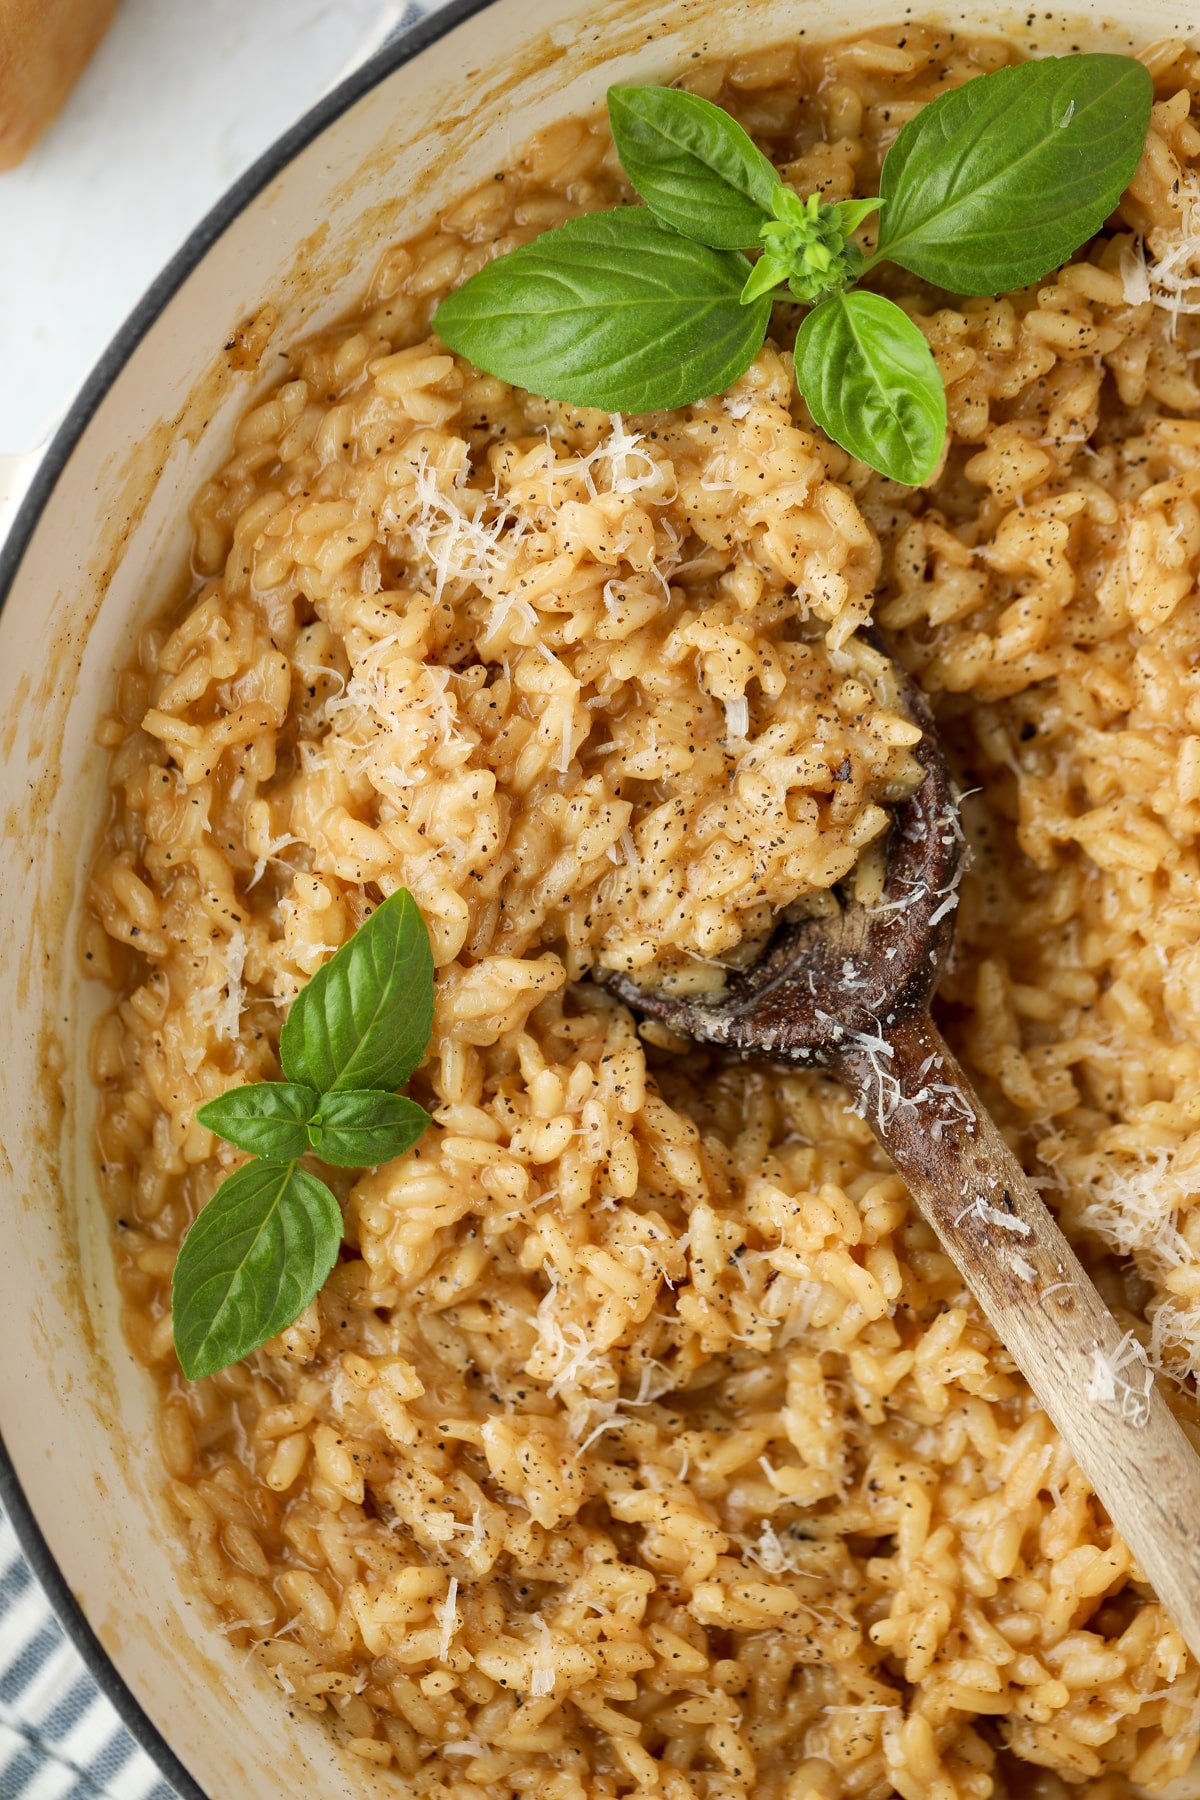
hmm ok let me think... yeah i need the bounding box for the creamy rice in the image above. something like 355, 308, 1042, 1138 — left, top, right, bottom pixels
86, 27, 1200, 1797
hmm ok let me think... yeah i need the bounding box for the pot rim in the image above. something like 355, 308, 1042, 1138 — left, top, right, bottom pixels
0, 0, 498, 1790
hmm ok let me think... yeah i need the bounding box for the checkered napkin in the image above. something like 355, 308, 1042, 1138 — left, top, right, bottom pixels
0, 1509, 173, 1799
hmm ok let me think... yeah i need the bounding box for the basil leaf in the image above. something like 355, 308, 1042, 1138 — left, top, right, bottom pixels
607, 84, 780, 249
172, 1160, 341, 1380
740, 251, 791, 306
433, 210, 772, 413
196, 1082, 317, 1161
279, 888, 434, 1096
874, 54, 1152, 294
308, 1090, 431, 1168
795, 291, 946, 485
830, 197, 882, 238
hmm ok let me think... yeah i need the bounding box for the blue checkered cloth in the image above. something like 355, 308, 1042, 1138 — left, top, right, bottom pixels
0, 1510, 173, 1798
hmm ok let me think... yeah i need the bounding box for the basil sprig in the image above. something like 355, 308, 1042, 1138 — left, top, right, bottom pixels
433, 54, 1151, 484
172, 889, 435, 1381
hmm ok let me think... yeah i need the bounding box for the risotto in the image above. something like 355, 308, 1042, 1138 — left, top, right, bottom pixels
85, 26, 1200, 1799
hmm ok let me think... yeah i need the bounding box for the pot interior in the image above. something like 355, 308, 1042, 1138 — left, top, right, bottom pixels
0, 0, 1188, 1791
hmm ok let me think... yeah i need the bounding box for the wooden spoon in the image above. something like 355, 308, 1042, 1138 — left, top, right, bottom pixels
603, 655, 1200, 1660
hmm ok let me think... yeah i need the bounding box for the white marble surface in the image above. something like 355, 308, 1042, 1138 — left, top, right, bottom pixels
0, 0, 409, 454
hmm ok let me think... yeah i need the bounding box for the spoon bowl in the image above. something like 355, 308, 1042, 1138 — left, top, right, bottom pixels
604, 652, 960, 1065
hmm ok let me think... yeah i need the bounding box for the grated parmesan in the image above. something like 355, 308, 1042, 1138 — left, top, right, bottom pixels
396, 453, 515, 603
247, 832, 305, 890
742, 1519, 809, 1575
596, 414, 665, 496
529, 1615, 557, 1697
184, 926, 248, 1071
1086, 1329, 1153, 1428
1123, 169, 1200, 334
820, 1007, 975, 1139
532, 1268, 613, 1404
556, 705, 573, 776
212, 925, 247, 1043
437, 1577, 459, 1662
954, 1195, 1031, 1236
723, 694, 750, 740
1120, 235, 1153, 305
1063, 1142, 1191, 1278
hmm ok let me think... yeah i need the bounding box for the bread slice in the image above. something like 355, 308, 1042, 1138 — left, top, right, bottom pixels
0, 0, 121, 170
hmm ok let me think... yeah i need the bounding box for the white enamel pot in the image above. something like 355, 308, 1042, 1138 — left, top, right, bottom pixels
0, 0, 1181, 1793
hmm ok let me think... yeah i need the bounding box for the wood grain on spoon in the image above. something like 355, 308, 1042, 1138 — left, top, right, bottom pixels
603, 656, 1200, 1663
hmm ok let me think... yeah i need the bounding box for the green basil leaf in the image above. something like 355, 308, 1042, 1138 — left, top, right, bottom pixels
172, 1160, 341, 1380
607, 84, 780, 249
279, 888, 434, 1096
794, 291, 946, 485
308, 1090, 431, 1168
740, 251, 791, 305
433, 210, 772, 413
874, 54, 1152, 294
830, 197, 882, 237
196, 1082, 317, 1161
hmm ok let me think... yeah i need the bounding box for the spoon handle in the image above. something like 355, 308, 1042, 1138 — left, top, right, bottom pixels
839, 1011, 1200, 1661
